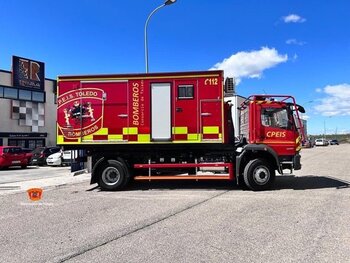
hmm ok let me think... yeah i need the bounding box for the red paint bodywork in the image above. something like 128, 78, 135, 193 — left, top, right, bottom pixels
57, 71, 224, 144
239, 95, 304, 156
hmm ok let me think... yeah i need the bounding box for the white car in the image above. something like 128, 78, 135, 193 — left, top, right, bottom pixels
46, 150, 74, 166
315, 138, 329, 146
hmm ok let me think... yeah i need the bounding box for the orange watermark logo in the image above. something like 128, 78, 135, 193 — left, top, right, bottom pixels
27, 188, 43, 201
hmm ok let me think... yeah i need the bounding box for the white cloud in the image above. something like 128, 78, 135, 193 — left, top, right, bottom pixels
301, 114, 310, 120
286, 38, 306, 46
314, 84, 350, 116
282, 14, 306, 23
210, 47, 288, 84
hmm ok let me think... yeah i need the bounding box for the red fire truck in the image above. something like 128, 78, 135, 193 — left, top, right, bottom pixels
57, 70, 305, 191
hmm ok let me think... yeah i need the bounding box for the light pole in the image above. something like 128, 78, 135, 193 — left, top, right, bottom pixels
144, 0, 176, 73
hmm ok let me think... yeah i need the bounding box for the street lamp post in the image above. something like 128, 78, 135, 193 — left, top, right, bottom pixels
144, 0, 176, 73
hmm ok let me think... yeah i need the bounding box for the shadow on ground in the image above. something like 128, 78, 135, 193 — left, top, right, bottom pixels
274, 175, 349, 190
87, 175, 350, 192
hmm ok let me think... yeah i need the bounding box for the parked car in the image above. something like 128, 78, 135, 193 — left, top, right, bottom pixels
46, 150, 74, 166
30, 146, 61, 166
0, 146, 28, 169
315, 138, 329, 146
329, 139, 339, 145
21, 148, 33, 164
302, 140, 312, 148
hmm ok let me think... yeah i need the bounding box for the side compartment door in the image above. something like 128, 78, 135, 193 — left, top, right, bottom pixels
151, 83, 171, 141
200, 100, 222, 141
78, 81, 128, 142
173, 80, 199, 141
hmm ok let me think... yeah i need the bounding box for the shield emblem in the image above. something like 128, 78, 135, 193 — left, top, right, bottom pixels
57, 88, 104, 139
27, 188, 43, 201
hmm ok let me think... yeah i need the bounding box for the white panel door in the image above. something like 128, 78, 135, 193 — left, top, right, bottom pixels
151, 83, 171, 140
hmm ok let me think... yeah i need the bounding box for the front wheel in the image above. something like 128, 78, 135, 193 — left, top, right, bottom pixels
243, 158, 275, 191
98, 159, 129, 191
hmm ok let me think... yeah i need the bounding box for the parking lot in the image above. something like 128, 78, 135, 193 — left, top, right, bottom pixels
0, 144, 349, 262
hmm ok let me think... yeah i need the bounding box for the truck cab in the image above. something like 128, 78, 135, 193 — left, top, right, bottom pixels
235, 95, 305, 190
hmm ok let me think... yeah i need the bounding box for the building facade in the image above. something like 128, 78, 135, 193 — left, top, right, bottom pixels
0, 56, 57, 149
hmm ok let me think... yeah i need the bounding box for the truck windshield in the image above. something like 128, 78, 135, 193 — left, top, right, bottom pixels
261, 108, 290, 129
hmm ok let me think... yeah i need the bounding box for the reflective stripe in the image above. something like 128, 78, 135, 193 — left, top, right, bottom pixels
57, 135, 80, 144
296, 136, 301, 144
123, 127, 138, 135
108, 134, 123, 140
203, 126, 219, 134
83, 135, 94, 140
187, 133, 199, 141
93, 128, 108, 135
138, 134, 151, 142
172, 127, 188, 134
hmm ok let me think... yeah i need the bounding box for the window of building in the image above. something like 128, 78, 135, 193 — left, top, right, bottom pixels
4, 87, 18, 99
8, 139, 45, 149
19, 89, 32, 101
178, 85, 194, 99
32, 91, 45, 102
0, 85, 45, 102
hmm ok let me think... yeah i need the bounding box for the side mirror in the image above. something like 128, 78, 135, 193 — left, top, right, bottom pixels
297, 105, 305, 113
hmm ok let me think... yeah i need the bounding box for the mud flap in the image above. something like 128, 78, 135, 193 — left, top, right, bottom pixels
293, 153, 301, 170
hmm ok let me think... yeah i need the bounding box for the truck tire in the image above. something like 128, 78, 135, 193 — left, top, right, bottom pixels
243, 158, 275, 191
98, 159, 129, 191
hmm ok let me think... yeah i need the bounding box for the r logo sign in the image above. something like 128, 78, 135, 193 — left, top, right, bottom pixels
12, 56, 45, 90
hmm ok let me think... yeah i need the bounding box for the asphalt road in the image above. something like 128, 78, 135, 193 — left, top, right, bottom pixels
0, 165, 72, 185
0, 144, 349, 263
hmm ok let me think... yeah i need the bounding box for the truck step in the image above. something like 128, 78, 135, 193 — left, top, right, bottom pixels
134, 175, 231, 181
133, 162, 234, 180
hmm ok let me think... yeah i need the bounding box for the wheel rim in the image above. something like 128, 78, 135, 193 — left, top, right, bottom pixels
252, 166, 270, 185
101, 167, 121, 186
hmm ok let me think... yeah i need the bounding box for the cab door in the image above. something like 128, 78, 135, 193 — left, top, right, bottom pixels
259, 105, 298, 155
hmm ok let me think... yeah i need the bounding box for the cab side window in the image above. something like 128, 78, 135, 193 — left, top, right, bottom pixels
261, 108, 289, 129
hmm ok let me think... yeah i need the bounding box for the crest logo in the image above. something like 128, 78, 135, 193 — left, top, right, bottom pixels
57, 88, 105, 139
27, 188, 43, 201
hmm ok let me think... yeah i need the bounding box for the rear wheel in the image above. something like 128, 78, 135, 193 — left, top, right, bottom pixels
243, 158, 275, 191
98, 159, 130, 191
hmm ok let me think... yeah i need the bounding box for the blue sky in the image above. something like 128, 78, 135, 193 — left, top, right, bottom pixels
0, 0, 349, 135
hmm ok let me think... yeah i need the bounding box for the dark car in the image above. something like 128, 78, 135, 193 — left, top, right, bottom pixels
0, 146, 28, 169
329, 139, 339, 145
30, 146, 61, 166
21, 148, 34, 164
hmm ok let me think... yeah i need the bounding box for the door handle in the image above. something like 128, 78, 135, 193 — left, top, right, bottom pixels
118, 114, 128, 118
176, 107, 183, 112
201, 112, 212, 116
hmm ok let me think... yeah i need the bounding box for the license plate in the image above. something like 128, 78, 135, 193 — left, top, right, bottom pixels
32, 159, 37, 162
12, 160, 21, 164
